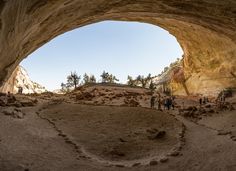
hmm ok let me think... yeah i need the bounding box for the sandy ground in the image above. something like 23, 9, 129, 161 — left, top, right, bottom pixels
39, 103, 183, 167
0, 84, 235, 171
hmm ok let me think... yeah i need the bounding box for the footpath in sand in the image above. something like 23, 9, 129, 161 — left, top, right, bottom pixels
0, 84, 235, 171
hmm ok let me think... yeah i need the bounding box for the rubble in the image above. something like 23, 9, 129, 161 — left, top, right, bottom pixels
2, 108, 25, 119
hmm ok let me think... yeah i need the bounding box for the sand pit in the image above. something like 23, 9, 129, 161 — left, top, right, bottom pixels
39, 103, 183, 166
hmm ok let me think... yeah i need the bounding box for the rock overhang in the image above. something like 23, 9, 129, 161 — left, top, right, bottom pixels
0, 0, 235, 95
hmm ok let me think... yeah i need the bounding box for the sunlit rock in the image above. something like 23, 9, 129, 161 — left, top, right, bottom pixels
0, 66, 47, 94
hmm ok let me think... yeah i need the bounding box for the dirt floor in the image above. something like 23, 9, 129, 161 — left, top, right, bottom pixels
0, 84, 235, 171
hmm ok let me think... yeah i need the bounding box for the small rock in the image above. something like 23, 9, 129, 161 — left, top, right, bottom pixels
132, 163, 141, 167
205, 104, 211, 108
115, 164, 125, 167
149, 160, 158, 166
15, 111, 24, 119
146, 128, 158, 134
13, 102, 22, 108
148, 130, 166, 140
217, 130, 231, 135
207, 109, 215, 113
119, 138, 126, 142
3, 109, 13, 115
21, 101, 35, 107
110, 150, 125, 157
160, 157, 169, 163
169, 151, 180, 156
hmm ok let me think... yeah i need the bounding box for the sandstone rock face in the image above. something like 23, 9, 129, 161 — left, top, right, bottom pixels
0, 66, 46, 94
0, 0, 235, 96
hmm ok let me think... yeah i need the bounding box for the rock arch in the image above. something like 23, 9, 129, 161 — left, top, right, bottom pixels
0, 0, 235, 95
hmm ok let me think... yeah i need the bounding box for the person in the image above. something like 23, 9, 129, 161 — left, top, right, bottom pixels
7, 91, 11, 97
18, 86, 23, 94
150, 95, 156, 108
199, 97, 202, 106
164, 97, 168, 110
203, 97, 207, 104
166, 97, 172, 110
168, 97, 172, 110
6, 91, 16, 103
158, 97, 162, 110
171, 96, 175, 110
222, 94, 225, 103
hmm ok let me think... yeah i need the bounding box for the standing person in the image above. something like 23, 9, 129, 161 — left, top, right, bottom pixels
166, 97, 172, 110
203, 97, 206, 104
164, 97, 167, 110
199, 97, 202, 106
222, 94, 225, 103
18, 86, 23, 94
158, 97, 162, 110
150, 95, 156, 108
171, 96, 175, 110
7, 91, 11, 97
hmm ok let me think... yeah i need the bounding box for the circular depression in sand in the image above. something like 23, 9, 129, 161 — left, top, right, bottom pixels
41, 103, 182, 164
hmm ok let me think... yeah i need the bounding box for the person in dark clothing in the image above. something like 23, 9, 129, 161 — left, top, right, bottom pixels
150, 96, 156, 108
166, 97, 172, 110
164, 97, 168, 110
171, 96, 175, 110
199, 98, 202, 106
158, 97, 162, 110
18, 86, 23, 94
203, 97, 207, 104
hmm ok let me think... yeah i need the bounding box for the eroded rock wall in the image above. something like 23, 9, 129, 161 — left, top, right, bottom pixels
0, 0, 235, 96
0, 66, 47, 94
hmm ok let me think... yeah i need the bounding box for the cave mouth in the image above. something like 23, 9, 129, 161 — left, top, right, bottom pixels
0, 1, 235, 170
19, 21, 183, 92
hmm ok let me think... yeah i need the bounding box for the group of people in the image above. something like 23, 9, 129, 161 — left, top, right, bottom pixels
199, 92, 227, 107
18, 86, 23, 94
150, 94, 175, 110
199, 96, 209, 106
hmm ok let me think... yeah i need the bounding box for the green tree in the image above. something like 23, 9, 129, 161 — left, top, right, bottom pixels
100, 71, 119, 83
83, 73, 90, 84
149, 80, 155, 91
67, 71, 81, 89
108, 74, 119, 83
164, 66, 169, 72
61, 83, 70, 93
100, 71, 109, 83
89, 75, 96, 83
136, 74, 152, 88
127, 75, 136, 86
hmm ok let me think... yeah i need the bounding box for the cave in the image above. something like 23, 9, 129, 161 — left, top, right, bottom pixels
0, 1, 236, 171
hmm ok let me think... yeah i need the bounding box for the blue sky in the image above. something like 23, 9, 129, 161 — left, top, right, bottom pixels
21, 21, 183, 91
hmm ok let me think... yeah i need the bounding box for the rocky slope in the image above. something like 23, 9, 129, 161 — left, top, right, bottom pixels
68, 83, 154, 107
0, 66, 47, 94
